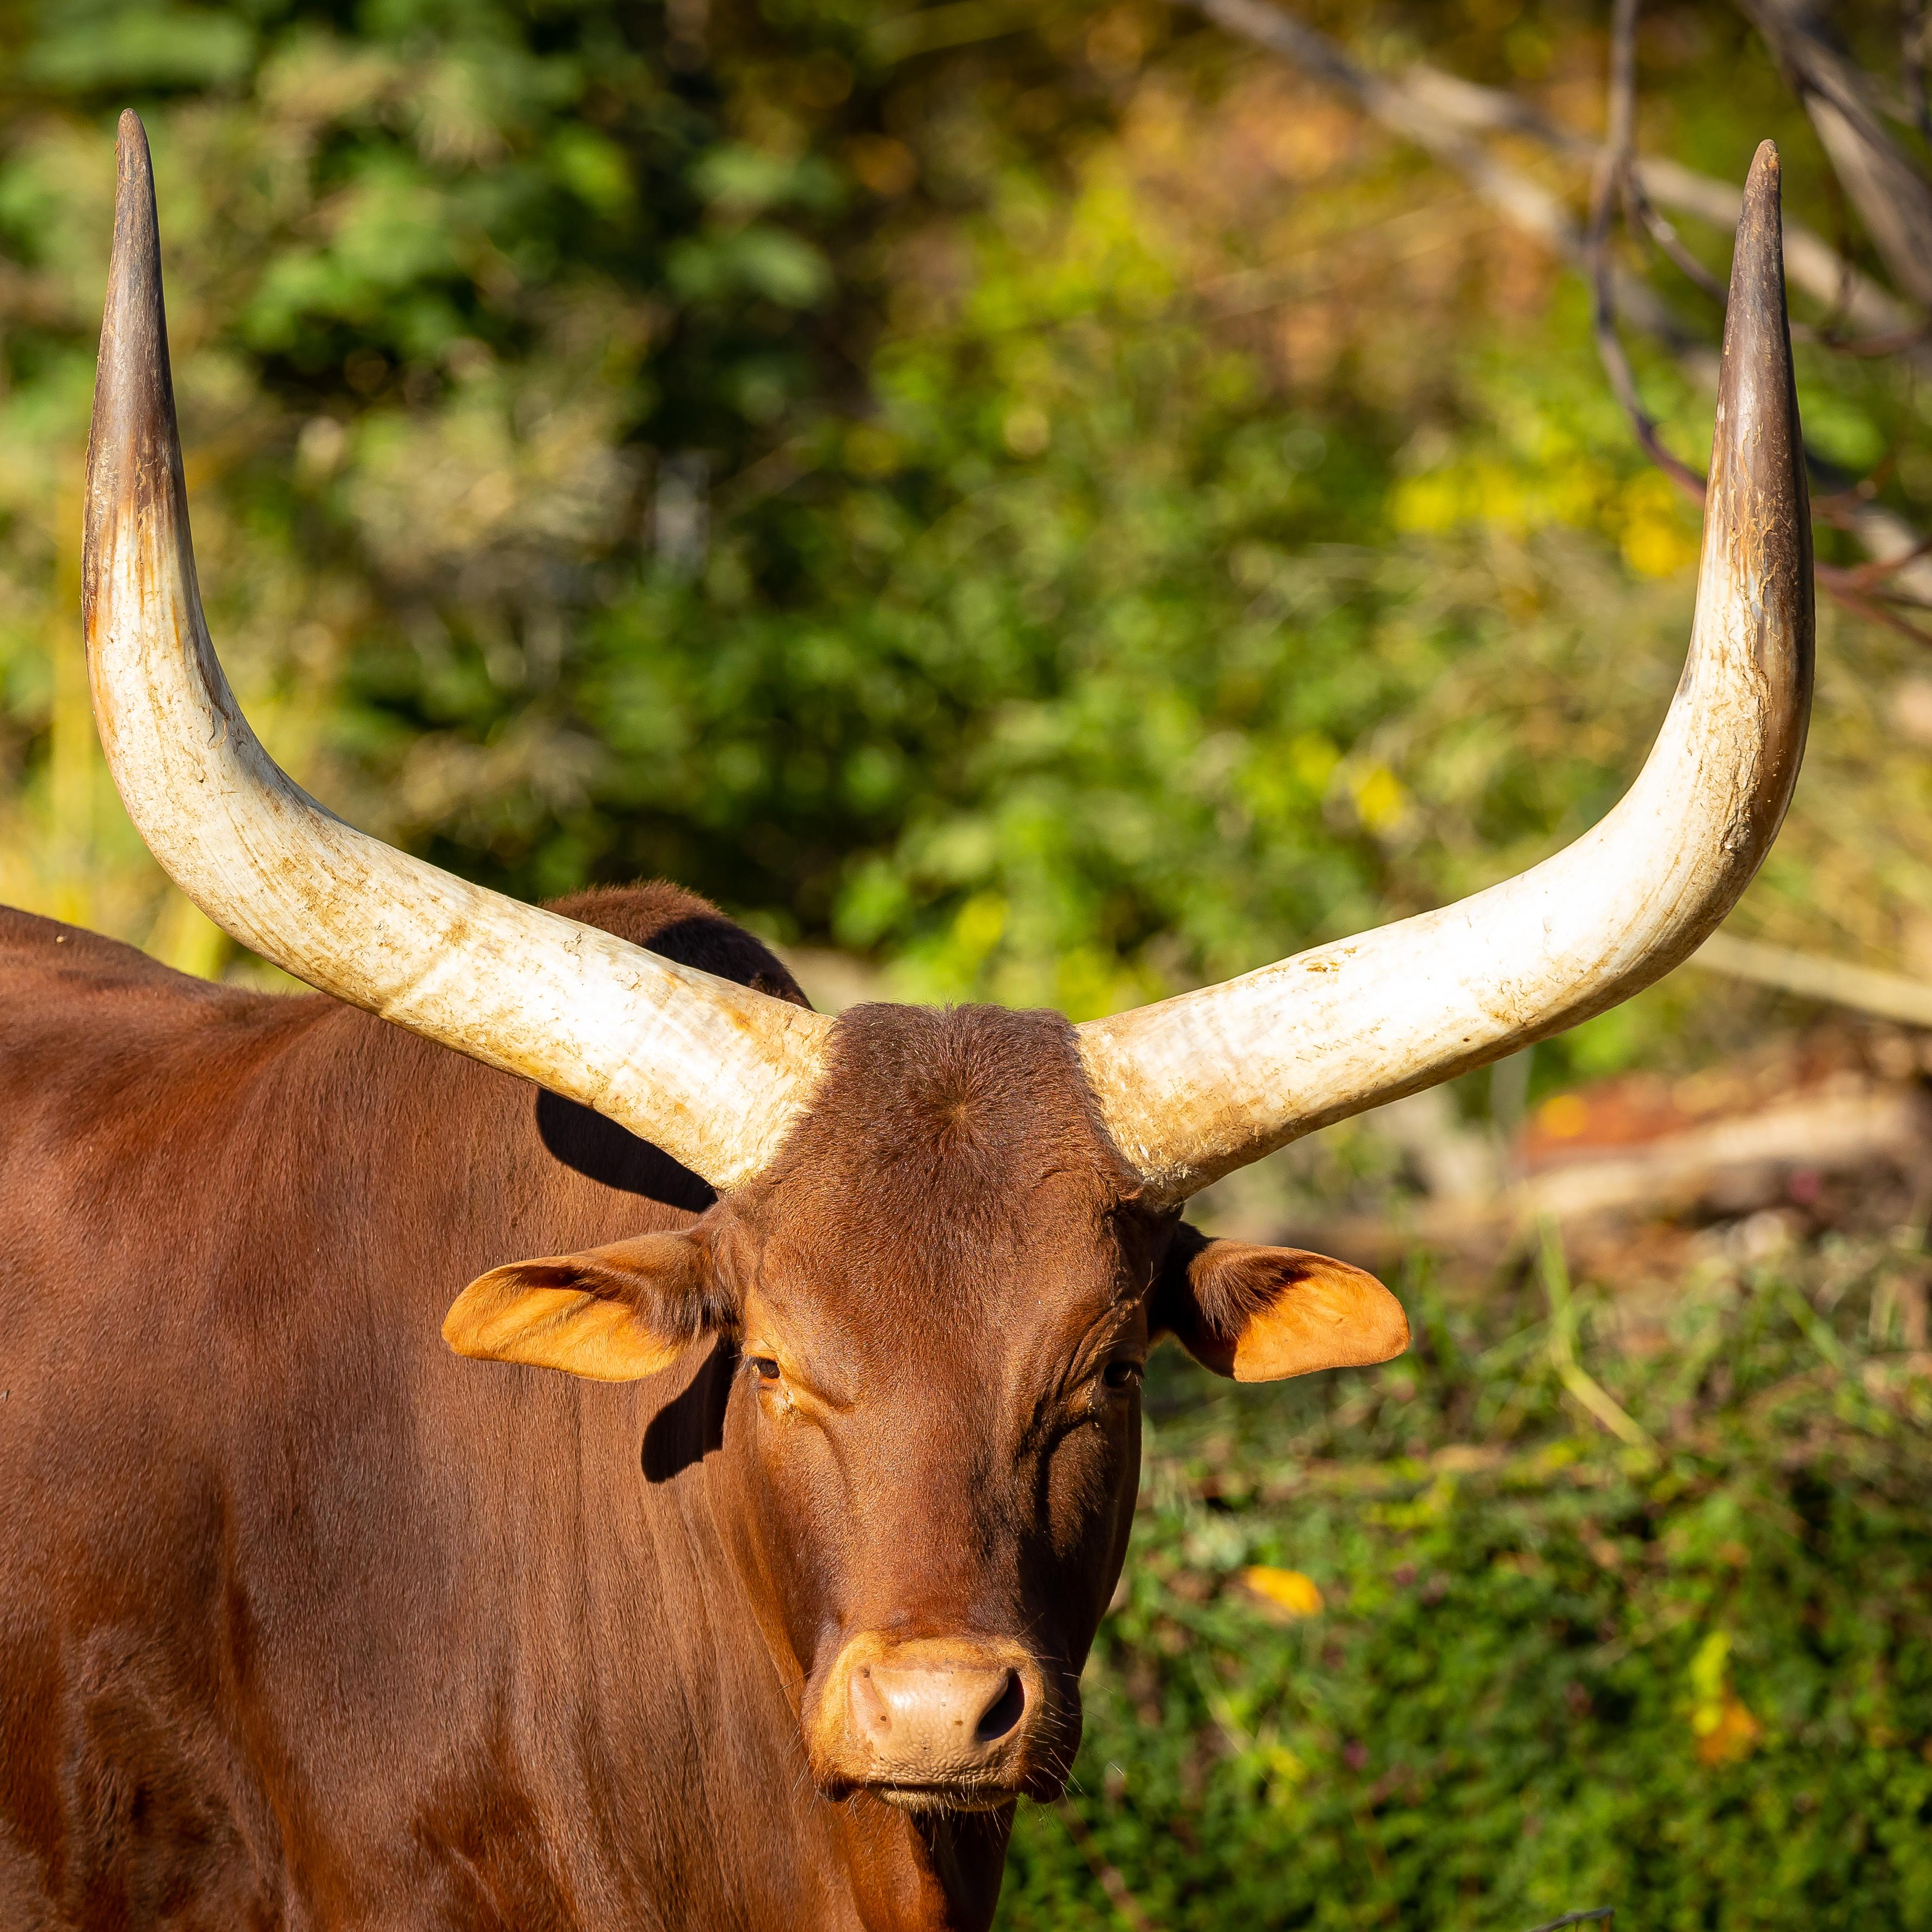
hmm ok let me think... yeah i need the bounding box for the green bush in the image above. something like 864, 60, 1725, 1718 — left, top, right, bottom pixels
998, 1232, 1932, 1930
7, 1, 1932, 1095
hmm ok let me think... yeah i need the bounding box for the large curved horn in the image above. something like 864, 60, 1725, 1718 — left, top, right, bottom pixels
1079, 140, 1813, 1207
85, 112, 830, 1190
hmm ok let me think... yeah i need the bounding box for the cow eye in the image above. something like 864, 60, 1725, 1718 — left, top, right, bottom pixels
1102, 1359, 1143, 1393
748, 1356, 781, 1383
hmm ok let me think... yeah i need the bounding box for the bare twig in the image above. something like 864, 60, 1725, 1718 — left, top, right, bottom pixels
1176, 0, 1932, 616
1623, 173, 1730, 303
1692, 931, 1932, 1027
1907, 2, 1932, 144
1357, 60, 1929, 365
1808, 507, 1932, 630
1837, 531, 1932, 584
1597, 0, 1731, 308
1812, 572, 1932, 641
1590, 0, 1706, 500
1737, 0, 1932, 306
1585, 0, 1928, 588
1638, 155, 1926, 363
1183, 0, 1580, 262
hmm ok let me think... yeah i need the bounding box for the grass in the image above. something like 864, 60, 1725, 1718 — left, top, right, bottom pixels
995, 1224, 1932, 1930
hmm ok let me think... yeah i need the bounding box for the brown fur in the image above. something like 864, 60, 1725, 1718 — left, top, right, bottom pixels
0, 884, 1405, 1930
0, 887, 1160, 1931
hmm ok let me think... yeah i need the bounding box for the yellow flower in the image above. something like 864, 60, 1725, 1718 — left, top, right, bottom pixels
1689, 1631, 1763, 1765
1240, 1566, 1325, 1620
1351, 763, 1412, 837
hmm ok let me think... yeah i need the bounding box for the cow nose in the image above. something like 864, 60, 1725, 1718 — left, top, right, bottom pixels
852, 1659, 1025, 1752
812, 1633, 1050, 1799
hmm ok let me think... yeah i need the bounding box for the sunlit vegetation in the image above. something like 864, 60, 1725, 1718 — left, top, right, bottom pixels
1005, 1222, 1932, 1929
3, 2, 1930, 1924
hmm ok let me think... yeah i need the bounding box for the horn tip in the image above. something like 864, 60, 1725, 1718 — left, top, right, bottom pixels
115, 110, 152, 203
1722, 136, 1791, 363
87, 106, 177, 600
1740, 138, 1781, 232
1707, 130, 1810, 747
113, 110, 156, 228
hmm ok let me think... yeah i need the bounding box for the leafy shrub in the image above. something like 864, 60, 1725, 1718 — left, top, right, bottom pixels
999, 1233, 1932, 1929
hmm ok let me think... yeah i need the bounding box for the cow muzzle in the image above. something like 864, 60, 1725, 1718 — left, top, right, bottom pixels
806, 1632, 1059, 1811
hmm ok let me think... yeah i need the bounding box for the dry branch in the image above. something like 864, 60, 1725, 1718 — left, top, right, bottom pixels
1591, 0, 1707, 498
1176, 0, 1932, 610
1692, 932, 1932, 1028
1736, 0, 1932, 307
1394, 66, 1928, 366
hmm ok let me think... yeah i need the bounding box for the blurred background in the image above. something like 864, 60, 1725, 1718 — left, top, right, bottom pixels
2, 0, 1929, 1923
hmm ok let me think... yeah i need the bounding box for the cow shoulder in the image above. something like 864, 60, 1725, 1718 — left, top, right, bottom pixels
0, 904, 238, 1005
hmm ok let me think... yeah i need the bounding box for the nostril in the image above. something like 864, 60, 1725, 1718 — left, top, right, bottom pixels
974, 1671, 1026, 1744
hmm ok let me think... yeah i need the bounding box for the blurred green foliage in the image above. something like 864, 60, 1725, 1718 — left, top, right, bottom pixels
999, 1227, 1932, 1929
2, 0, 1931, 1081
2, 3, 1931, 1925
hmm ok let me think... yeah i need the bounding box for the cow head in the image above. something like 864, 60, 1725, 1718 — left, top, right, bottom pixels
87, 115, 1808, 1813
442, 1001, 1404, 1809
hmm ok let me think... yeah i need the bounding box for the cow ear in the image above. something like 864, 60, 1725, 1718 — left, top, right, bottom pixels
443, 1231, 710, 1383
1154, 1229, 1409, 1382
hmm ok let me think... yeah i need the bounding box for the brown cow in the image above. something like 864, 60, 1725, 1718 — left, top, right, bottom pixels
0, 884, 1182, 1928
0, 119, 1809, 1930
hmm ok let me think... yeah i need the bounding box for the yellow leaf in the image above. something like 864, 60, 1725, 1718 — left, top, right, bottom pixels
952, 891, 1007, 955
1689, 1629, 1731, 1704
1351, 763, 1411, 837
1694, 1696, 1763, 1766
1240, 1566, 1324, 1620
1262, 1744, 1309, 1806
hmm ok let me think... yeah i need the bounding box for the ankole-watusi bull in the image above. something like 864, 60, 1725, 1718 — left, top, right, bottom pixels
0, 116, 1810, 1931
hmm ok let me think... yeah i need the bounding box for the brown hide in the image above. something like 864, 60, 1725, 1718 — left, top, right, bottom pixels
0, 884, 1404, 1931
710, 1002, 1156, 1810
0, 887, 991, 1931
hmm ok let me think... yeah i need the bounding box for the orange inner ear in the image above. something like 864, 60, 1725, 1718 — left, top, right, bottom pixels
1171, 1241, 1410, 1383
442, 1234, 702, 1383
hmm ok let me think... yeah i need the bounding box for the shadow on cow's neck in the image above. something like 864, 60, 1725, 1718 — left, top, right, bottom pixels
536, 1088, 715, 1212
641, 1337, 733, 1483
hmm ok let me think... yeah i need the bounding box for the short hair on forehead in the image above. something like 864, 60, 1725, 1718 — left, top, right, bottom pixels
775, 1002, 1123, 1190
744, 1005, 1144, 1314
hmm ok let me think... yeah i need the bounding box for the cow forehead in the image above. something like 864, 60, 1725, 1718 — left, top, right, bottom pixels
739, 1001, 1149, 1335
759, 1001, 1131, 1201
